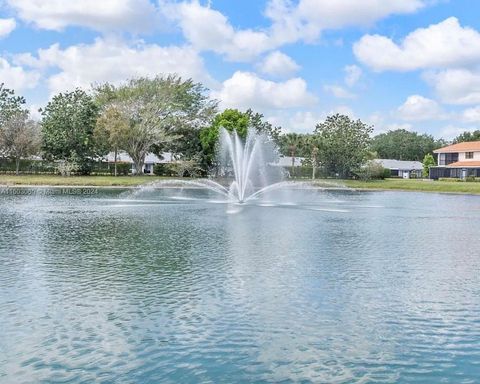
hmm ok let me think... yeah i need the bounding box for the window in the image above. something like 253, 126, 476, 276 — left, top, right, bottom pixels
439, 153, 458, 165
466, 152, 474, 159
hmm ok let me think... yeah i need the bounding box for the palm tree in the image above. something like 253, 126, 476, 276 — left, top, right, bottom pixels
283, 133, 304, 178
305, 135, 320, 179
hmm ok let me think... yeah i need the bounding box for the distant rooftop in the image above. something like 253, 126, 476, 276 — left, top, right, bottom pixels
275, 156, 305, 167
374, 159, 423, 170
104, 152, 174, 163
434, 141, 480, 153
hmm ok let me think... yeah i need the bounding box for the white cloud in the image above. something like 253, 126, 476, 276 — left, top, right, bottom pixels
257, 51, 300, 78
213, 71, 317, 111
7, 0, 159, 32
324, 85, 356, 99
294, 0, 424, 29
268, 110, 325, 133
0, 57, 40, 91
268, 105, 357, 133
423, 69, 480, 105
19, 38, 214, 96
172, 1, 271, 61
344, 65, 362, 87
0, 18, 16, 38
28, 104, 42, 121
397, 95, 446, 121
266, 0, 426, 46
461, 106, 480, 123
354, 17, 480, 71
169, 0, 429, 62
364, 112, 414, 135
328, 105, 356, 118
438, 125, 477, 140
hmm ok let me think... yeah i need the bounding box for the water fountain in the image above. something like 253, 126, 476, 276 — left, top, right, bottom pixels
135, 128, 287, 204
216, 128, 284, 203
134, 127, 346, 205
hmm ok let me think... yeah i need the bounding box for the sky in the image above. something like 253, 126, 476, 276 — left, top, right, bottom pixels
1, 0, 480, 139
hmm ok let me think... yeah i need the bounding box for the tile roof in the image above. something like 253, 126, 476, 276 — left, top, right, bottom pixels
446, 161, 480, 168
433, 141, 480, 153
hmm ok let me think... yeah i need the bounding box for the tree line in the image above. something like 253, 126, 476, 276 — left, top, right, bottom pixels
0, 76, 474, 178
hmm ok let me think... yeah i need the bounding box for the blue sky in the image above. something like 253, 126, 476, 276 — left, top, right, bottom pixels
1, 0, 480, 139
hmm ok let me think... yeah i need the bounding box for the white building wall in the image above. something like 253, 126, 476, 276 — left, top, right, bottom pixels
458, 151, 480, 162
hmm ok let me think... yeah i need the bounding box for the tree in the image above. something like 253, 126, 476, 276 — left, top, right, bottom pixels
281, 133, 304, 177
0, 83, 26, 127
422, 153, 436, 178
96, 75, 216, 175
304, 135, 320, 179
452, 130, 480, 143
94, 105, 130, 176
246, 109, 281, 144
199, 108, 279, 170
41, 89, 100, 174
370, 129, 443, 161
0, 110, 41, 175
315, 114, 373, 178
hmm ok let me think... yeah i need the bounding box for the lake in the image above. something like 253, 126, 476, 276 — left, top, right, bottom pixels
1, 187, 480, 383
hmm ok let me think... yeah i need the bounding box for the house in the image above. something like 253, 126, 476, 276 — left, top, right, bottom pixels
430, 141, 480, 179
374, 159, 423, 179
104, 151, 174, 174
275, 156, 305, 168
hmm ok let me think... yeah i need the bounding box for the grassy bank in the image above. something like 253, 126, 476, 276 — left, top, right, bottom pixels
2, 175, 480, 195
340, 178, 480, 195
0, 175, 167, 187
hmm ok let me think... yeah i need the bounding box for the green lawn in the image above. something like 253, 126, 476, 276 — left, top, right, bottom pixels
339, 178, 480, 195
2, 175, 480, 195
0, 175, 169, 186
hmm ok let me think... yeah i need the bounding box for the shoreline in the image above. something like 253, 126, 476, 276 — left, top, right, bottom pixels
1, 181, 480, 197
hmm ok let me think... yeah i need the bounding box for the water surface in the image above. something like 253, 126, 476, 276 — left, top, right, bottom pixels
1, 188, 480, 383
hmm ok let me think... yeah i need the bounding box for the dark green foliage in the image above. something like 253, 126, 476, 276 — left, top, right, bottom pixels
370, 129, 444, 161
200, 109, 249, 168
153, 164, 172, 176
95, 75, 217, 175
354, 161, 390, 181
114, 163, 131, 176
315, 114, 373, 178
199, 108, 280, 169
0, 159, 56, 174
452, 130, 480, 143
41, 89, 100, 174
0, 83, 26, 126
422, 153, 436, 177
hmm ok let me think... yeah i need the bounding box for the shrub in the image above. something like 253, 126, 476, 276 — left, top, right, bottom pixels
113, 163, 131, 176
153, 164, 171, 176
438, 178, 462, 182
355, 161, 390, 181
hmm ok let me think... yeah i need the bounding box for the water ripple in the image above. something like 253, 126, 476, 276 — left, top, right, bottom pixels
1, 189, 480, 382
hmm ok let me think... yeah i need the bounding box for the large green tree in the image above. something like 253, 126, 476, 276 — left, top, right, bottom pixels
94, 105, 130, 176
370, 129, 444, 161
96, 75, 216, 174
0, 110, 41, 175
41, 89, 100, 174
279, 133, 305, 177
199, 108, 280, 169
452, 130, 480, 143
0, 83, 26, 127
315, 114, 373, 178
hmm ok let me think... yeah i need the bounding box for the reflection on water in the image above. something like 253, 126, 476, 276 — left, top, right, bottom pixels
1, 188, 480, 383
